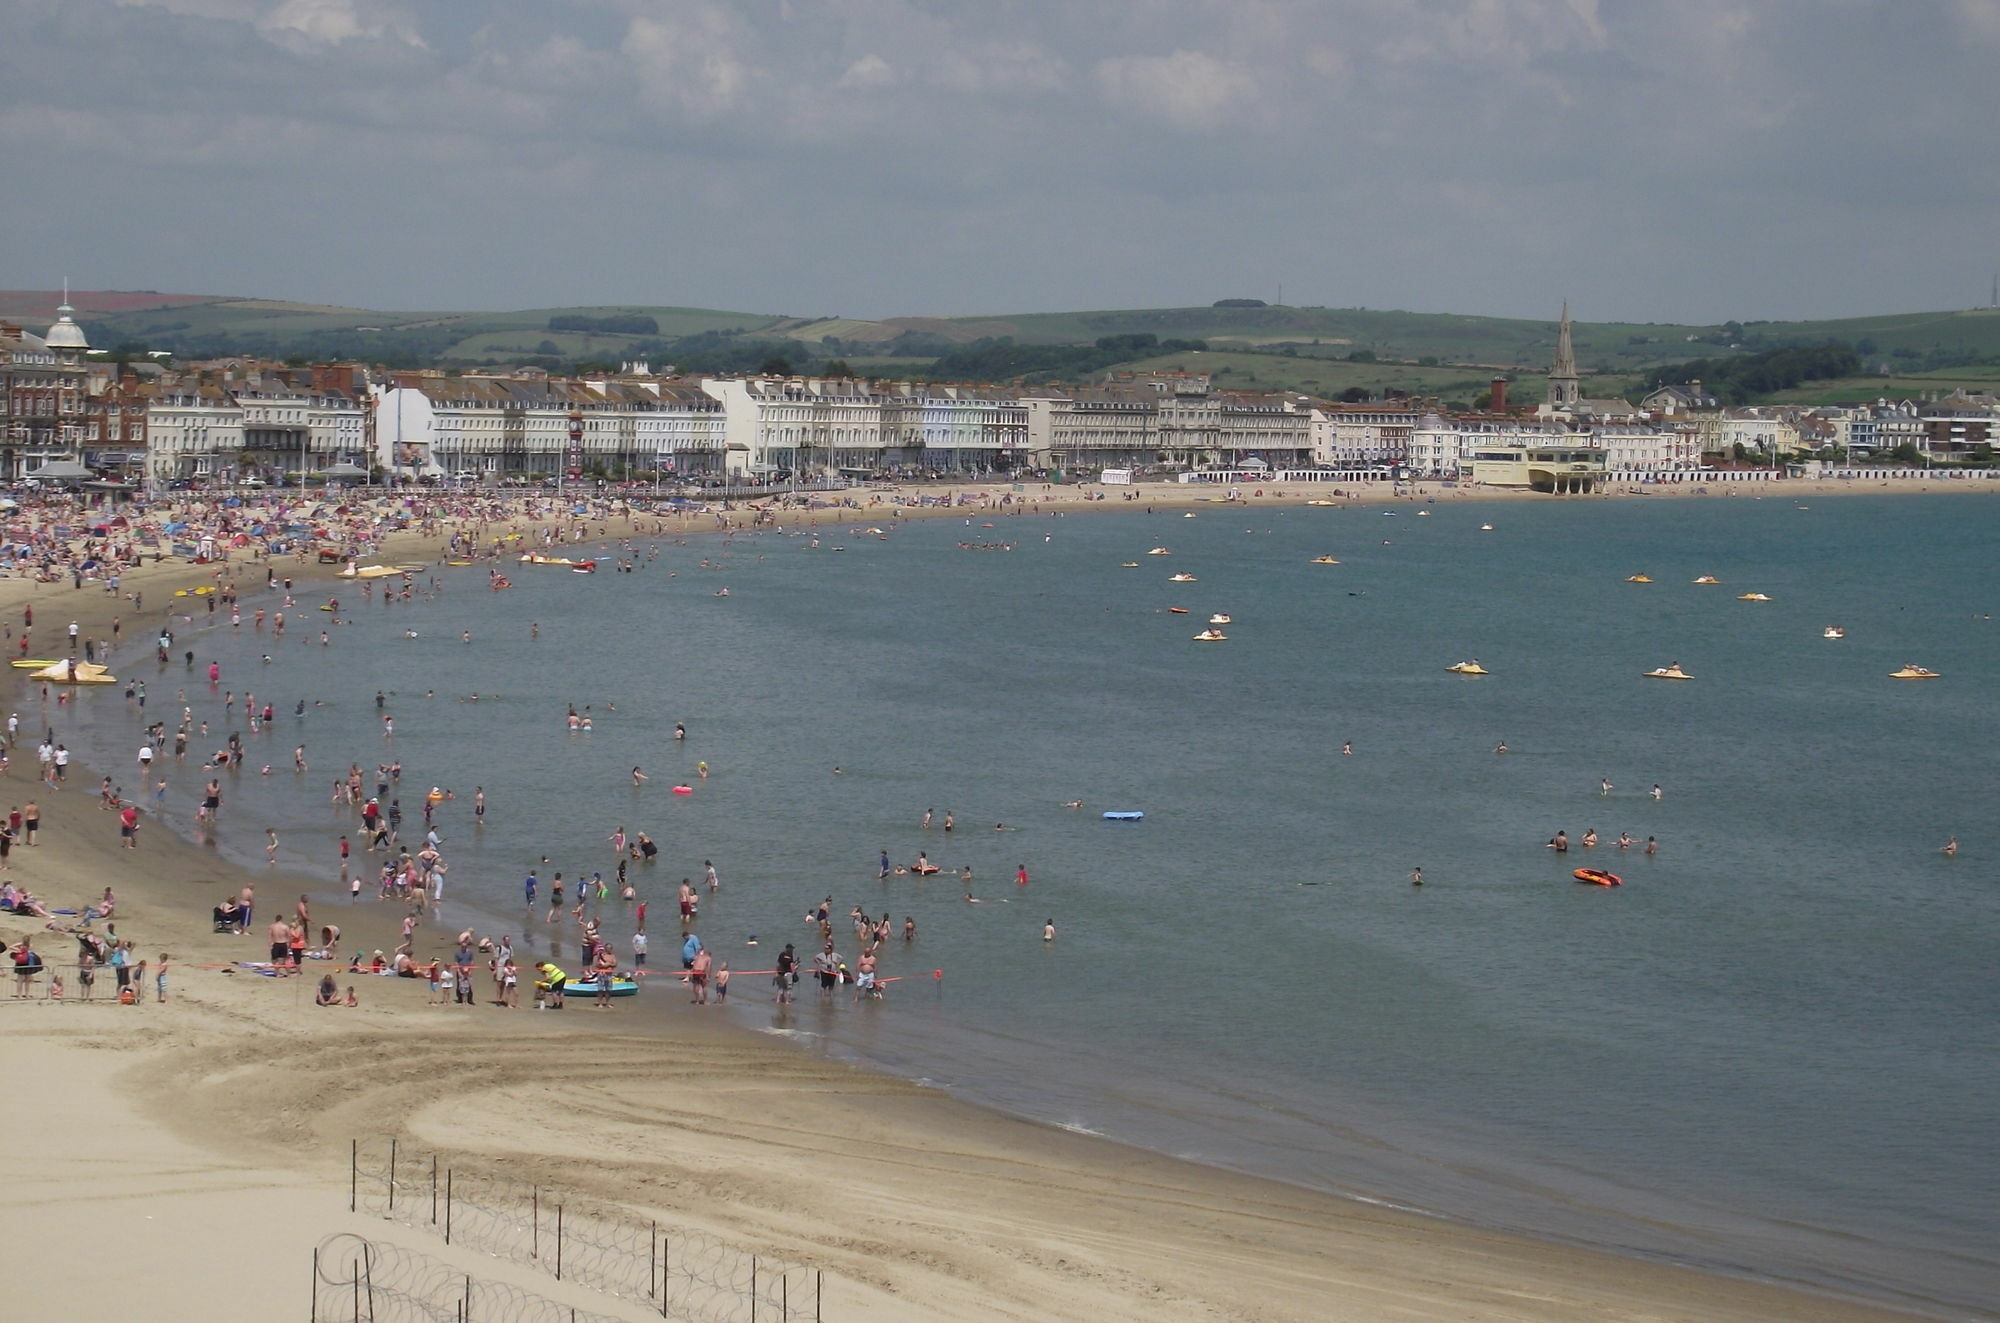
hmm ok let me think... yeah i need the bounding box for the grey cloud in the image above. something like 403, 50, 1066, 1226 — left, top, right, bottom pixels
3, 0, 1997, 322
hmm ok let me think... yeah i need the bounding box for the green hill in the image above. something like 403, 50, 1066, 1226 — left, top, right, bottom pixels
54, 292, 2000, 400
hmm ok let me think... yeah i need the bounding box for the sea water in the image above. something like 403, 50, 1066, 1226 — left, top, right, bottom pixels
52, 493, 2000, 1318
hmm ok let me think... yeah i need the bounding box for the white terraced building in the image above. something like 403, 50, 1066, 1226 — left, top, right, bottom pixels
144, 381, 246, 485
373, 374, 727, 480
703, 377, 1026, 477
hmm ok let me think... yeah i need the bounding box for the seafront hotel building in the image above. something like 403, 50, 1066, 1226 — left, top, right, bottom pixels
8, 300, 1998, 488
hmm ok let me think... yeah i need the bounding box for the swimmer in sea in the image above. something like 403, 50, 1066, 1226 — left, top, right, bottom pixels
1582, 828, 1599, 848
1494, 741, 1508, 754
632, 766, 648, 786
1651, 784, 1663, 800
1043, 919, 1056, 941
1062, 800, 1082, 809
1548, 830, 1569, 853
1409, 867, 1422, 886
1942, 836, 1958, 856
1342, 741, 1352, 756
1600, 778, 1614, 796
1645, 836, 1658, 855
1615, 832, 1634, 849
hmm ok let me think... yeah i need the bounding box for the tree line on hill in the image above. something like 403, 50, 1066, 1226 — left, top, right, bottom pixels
1652, 342, 1860, 403
547, 313, 661, 335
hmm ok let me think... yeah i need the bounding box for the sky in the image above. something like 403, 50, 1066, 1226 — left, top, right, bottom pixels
4, 0, 1999, 323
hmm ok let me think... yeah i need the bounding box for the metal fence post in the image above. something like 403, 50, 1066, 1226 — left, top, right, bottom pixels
349, 1140, 357, 1213
649, 1221, 657, 1300
463, 1273, 471, 1322
783, 1271, 789, 1321
431, 1154, 439, 1226
387, 1139, 398, 1214
816, 1269, 822, 1323
445, 1168, 453, 1245
661, 1236, 670, 1319
312, 1245, 320, 1320
532, 1186, 540, 1261
556, 1204, 564, 1282
751, 1256, 758, 1323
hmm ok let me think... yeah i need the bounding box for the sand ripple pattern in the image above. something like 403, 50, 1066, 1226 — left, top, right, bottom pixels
313, 1234, 630, 1323
356, 1140, 820, 1323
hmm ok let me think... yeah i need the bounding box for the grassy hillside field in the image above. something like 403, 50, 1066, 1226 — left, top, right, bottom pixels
24, 291, 2000, 402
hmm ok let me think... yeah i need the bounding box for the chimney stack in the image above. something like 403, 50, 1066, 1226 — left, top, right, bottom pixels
1490, 376, 1508, 412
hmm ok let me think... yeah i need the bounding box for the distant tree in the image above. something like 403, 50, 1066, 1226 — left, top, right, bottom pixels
1212, 298, 1267, 308
1654, 343, 1860, 404
1889, 442, 1922, 465
1417, 355, 1440, 367
1337, 386, 1370, 403
758, 355, 795, 376
549, 313, 659, 336
1346, 349, 1376, 363
535, 340, 559, 357
821, 359, 855, 378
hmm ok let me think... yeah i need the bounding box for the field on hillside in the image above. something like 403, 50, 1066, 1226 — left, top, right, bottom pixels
1765, 365, 2000, 404
951, 304, 1723, 372
1734, 307, 2000, 364
0, 290, 222, 320
435, 306, 779, 339
1103, 350, 1621, 403
39, 290, 2000, 393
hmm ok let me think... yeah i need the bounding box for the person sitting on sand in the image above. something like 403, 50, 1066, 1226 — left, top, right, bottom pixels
315, 974, 339, 1006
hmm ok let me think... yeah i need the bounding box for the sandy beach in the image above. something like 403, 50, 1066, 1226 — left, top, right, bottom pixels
1, 476, 1974, 1321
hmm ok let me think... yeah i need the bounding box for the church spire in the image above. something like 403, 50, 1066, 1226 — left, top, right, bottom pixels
1547, 301, 1580, 408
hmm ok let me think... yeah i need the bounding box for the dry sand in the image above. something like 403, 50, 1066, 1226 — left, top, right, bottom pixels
0, 479, 1967, 1321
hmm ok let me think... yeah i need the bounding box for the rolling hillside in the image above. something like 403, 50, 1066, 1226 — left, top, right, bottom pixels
17, 290, 2000, 401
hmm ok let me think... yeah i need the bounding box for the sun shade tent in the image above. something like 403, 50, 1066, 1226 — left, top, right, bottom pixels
25, 461, 94, 481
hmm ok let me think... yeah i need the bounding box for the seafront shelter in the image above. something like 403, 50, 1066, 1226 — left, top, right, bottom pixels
1467, 447, 1607, 493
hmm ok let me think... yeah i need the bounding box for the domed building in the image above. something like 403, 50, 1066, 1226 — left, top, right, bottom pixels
0, 295, 94, 480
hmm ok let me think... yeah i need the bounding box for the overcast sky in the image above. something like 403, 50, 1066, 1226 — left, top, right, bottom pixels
5, 0, 1998, 323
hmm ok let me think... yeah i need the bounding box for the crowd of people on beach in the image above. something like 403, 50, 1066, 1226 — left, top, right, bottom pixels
0, 479, 1037, 1019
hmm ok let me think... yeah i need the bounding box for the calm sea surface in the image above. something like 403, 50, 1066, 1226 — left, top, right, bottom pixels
53, 492, 2000, 1317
